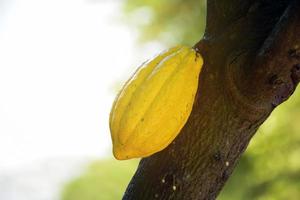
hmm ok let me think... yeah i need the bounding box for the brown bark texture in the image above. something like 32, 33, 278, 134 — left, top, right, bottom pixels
123, 0, 300, 199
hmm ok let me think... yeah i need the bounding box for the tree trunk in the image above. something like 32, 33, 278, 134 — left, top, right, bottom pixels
123, 0, 300, 199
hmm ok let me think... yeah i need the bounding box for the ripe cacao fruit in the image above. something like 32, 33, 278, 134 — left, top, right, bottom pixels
109, 46, 203, 160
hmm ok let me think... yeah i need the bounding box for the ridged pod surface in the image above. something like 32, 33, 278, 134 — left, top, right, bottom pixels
109, 46, 203, 160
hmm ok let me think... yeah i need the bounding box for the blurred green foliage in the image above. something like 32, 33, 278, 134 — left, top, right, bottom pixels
122, 0, 206, 46
61, 159, 139, 200
219, 89, 300, 200
62, 1, 300, 199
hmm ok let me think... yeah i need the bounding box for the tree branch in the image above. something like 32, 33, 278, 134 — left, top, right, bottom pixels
122, 0, 300, 199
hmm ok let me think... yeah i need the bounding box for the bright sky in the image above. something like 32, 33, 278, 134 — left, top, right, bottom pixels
0, 0, 161, 170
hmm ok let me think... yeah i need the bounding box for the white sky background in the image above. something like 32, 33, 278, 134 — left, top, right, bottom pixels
0, 0, 163, 170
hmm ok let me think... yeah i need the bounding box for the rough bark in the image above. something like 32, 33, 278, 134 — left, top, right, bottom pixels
123, 0, 300, 199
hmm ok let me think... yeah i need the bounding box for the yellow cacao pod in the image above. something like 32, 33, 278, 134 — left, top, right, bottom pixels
109, 46, 203, 160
